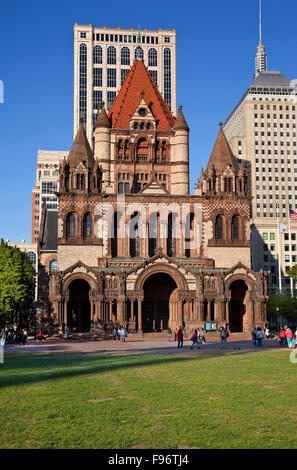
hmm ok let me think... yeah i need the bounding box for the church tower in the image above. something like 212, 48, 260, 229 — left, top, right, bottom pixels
93, 59, 189, 196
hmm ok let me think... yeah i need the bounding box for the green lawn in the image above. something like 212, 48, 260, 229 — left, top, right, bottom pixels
0, 349, 296, 449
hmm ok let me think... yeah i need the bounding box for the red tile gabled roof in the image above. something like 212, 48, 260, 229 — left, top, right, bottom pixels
108, 60, 176, 130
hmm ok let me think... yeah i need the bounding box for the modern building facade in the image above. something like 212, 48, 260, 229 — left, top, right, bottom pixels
38, 59, 267, 336
31, 150, 68, 242
73, 23, 177, 145
224, 40, 297, 293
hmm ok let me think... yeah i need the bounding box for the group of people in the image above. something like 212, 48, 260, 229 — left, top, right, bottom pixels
278, 326, 297, 349
1, 328, 29, 346
112, 327, 127, 342
167, 327, 208, 348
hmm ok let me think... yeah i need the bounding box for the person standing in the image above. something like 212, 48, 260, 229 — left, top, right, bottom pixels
279, 327, 286, 347
175, 327, 179, 342
177, 327, 183, 349
252, 327, 257, 346
22, 329, 28, 345
62, 322, 66, 335
120, 327, 126, 342
284, 326, 293, 349
256, 327, 264, 346
167, 328, 172, 342
219, 326, 227, 349
66, 325, 71, 340
112, 327, 118, 342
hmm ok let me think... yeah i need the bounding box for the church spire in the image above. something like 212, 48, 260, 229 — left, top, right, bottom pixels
255, 0, 267, 76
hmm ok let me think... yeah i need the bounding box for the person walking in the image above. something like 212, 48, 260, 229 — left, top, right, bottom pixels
177, 327, 183, 349
62, 322, 66, 335
197, 328, 201, 344
200, 329, 206, 344
256, 327, 264, 347
167, 328, 172, 342
38, 330, 42, 341
284, 326, 293, 349
190, 329, 200, 350
219, 326, 227, 349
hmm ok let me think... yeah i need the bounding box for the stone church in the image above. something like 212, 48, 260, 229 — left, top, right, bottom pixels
38, 59, 268, 335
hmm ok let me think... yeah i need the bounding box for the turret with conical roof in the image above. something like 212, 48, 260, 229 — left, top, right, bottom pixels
59, 118, 102, 194
196, 123, 247, 197
94, 103, 112, 193
171, 105, 190, 195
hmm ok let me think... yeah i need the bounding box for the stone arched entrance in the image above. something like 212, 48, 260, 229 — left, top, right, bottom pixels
142, 273, 177, 332
67, 279, 91, 332
228, 280, 248, 332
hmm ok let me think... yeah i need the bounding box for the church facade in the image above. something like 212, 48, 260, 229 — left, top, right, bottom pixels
38, 59, 268, 335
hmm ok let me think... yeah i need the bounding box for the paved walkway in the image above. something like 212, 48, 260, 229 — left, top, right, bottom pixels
3, 337, 282, 357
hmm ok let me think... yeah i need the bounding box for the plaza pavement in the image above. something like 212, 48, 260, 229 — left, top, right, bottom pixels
3, 335, 281, 357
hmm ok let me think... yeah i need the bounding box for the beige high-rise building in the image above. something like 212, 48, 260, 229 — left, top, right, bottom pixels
224, 38, 297, 293
73, 23, 177, 145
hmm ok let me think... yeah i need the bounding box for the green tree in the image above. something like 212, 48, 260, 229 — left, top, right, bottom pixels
287, 264, 297, 281
0, 239, 35, 327
267, 292, 297, 323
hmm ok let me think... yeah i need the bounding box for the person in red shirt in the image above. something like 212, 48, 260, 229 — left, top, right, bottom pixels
284, 326, 293, 349
279, 328, 286, 347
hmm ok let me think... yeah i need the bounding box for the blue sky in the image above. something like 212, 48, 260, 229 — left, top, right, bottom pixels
0, 0, 297, 243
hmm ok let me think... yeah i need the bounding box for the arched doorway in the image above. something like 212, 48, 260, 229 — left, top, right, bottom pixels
142, 273, 177, 332
229, 280, 248, 332
67, 279, 91, 332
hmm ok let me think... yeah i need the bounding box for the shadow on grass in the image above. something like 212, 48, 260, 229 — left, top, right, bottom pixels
0, 345, 276, 390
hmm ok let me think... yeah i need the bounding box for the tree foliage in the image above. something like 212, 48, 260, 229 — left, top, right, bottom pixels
0, 239, 35, 327
287, 264, 297, 280
267, 293, 297, 322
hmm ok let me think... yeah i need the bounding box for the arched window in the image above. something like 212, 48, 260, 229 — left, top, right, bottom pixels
27, 251, 36, 269
215, 215, 223, 240
224, 178, 232, 193
124, 139, 129, 159
125, 183, 130, 194
130, 212, 140, 257
135, 46, 144, 60
134, 122, 138, 130
163, 48, 171, 110
146, 123, 151, 130
50, 260, 58, 272
81, 174, 85, 189
140, 122, 144, 130
232, 215, 240, 240
161, 140, 167, 160
83, 213, 92, 238
136, 138, 148, 161
79, 44, 87, 124
121, 47, 130, 65
185, 212, 194, 257
149, 212, 158, 257
118, 182, 123, 193
107, 46, 116, 64
67, 213, 75, 238
118, 139, 124, 159
93, 45, 102, 64
148, 48, 157, 67
167, 213, 177, 257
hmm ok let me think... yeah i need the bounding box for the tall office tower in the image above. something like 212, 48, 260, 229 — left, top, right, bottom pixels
73, 23, 177, 145
31, 150, 68, 242
224, 36, 297, 293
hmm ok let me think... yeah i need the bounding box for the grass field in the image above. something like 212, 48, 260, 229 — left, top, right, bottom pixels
0, 348, 296, 449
